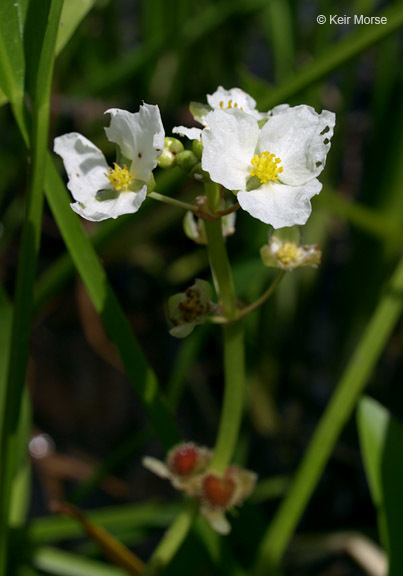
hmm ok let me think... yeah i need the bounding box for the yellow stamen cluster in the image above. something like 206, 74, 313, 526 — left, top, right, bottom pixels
276, 242, 303, 266
219, 99, 243, 111
250, 151, 283, 184
105, 163, 133, 192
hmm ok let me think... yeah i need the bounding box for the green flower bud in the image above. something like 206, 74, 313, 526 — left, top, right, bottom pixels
174, 150, 199, 173
192, 138, 203, 160
157, 137, 185, 169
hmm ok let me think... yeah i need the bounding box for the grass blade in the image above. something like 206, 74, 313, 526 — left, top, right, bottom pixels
256, 3, 403, 109
44, 156, 181, 449
254, 251, 403, 573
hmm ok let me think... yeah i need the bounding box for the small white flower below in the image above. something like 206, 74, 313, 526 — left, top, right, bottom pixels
261, 236, 322, 270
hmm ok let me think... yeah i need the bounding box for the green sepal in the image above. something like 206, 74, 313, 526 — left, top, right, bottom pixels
189, 101, 210, 124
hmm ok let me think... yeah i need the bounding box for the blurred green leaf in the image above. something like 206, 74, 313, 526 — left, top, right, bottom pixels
56, 0, 97, 54
30, 501, 180, 543
0, 287, 12, 432
54, 503, 145, 575
44, 155, 181, 449
0, 0, 27, 130
261, 0, 294, 83
357, 396, 403, 575
0, 0, 96, 109
254, 2, 403, 109
32, 547, 126, 576
0, 2, 63, 573
0, 0, 26, 99
254, 250, 403, 573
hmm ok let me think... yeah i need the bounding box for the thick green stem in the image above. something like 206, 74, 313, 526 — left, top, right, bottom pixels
203, 182, 245, 473
204, 219, 237, 319
253, 252, 403, 574
208, 320, 245, 474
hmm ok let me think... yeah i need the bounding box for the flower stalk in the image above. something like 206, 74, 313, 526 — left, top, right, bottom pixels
142, 499, 198, 576
202, 182, 246, 474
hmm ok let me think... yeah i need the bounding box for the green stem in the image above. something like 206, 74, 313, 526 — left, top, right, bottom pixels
237, 271, 285, 320
203, 182, 245, 474
143, 500, 198, 576
148, 191, 198, 213
204, 219, 236, 319
208, 320, 245, 474
253, 252, 403, 574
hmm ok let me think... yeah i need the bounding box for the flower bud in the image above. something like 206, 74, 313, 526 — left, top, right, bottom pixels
174, 150, 199, 173
192, 138, 203, 160
157, 137, 185, 169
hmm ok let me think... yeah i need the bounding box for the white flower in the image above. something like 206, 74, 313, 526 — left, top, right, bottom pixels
173, 86, 265, 142
54, 104, 164, 221
201, 105, 335, 228
261, 236, 322, 270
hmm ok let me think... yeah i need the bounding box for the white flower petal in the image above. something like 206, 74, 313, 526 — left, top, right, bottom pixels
54, 133, 110, 203
105, 103, 165, 182
238, 179, 322, 228
202, 109, 259, 191
207, 86, 262, 119
172, 126, 202, 141
142, 456, 172, 479
258, 105, 335, 186
71, 186, 147, 222
267, 103, 290, 117
200, 507, 231, 535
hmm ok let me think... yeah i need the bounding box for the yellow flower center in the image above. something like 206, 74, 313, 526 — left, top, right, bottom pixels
219, 99, 243, 110
250, 151, 283, 184
105, 163, 133, 192
277, 242, 303, 266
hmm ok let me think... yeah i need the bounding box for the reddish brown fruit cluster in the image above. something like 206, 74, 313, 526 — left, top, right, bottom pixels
202, 473, 236, 508
168, 443, 198, 476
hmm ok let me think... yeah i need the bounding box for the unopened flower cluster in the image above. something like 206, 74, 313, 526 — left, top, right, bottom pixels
54, 85, 335, 229
143, 442, 257, 535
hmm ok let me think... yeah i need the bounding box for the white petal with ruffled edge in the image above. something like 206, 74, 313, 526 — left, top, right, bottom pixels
71, 185, 147, 222
172, 126, 202, 141
105, 103, 164, 182
202, 108, 258, 191
54, 133, 110, 204
238, 178, 322, 228
258, 105, 335, 186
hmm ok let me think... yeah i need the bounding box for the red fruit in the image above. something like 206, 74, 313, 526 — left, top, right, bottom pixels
202, 473, 235, 508
169, 444, 198, 475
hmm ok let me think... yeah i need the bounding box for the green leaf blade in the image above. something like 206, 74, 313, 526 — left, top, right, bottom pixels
358, 396, 403, 575
45, 155, 181, 449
